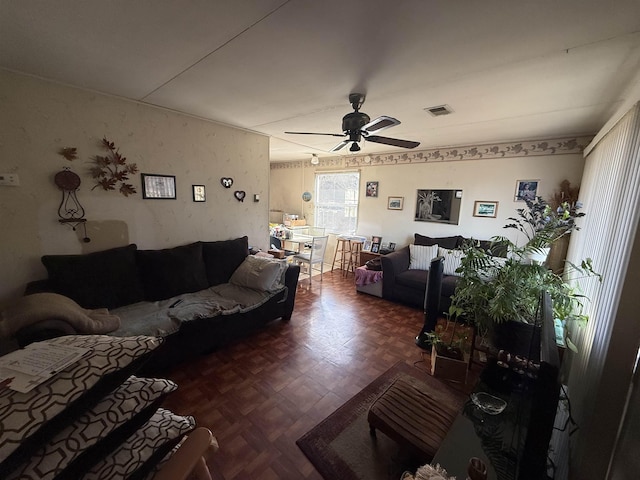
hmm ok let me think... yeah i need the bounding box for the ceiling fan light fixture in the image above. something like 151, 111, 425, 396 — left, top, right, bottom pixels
349, 142, 361, 152
310, 154, 319, 165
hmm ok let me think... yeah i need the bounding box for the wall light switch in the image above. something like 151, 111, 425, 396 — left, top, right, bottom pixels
254, 194, 260, 202
0, 173, 19, 186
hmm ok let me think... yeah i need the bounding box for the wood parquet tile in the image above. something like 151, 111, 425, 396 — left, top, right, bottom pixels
161, 269, 478, 480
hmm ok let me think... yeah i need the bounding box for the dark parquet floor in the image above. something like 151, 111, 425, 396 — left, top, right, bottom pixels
161, 268, 478, 480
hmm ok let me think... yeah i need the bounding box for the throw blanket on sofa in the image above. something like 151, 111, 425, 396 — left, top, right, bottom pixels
109, 284, 286, 338
0, 293, 121, 338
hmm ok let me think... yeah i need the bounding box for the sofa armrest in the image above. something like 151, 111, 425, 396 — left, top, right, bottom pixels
280, 264, 300, 320
381, 246, 410, 299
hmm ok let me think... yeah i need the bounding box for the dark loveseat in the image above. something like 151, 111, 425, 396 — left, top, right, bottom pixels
381, 233, 504, 313
12, 236, 299, 372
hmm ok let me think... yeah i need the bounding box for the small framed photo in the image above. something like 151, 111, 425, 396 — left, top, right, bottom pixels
388, 242, 396, 251
473, 200, 499, 218
366, 181, 379, 197
387, 196, 404, 210
515, 179, 539, 202
371, 235, 382, 253
192, 185, 206, 202
363, 240, 372, 251
141, 174, 176, 199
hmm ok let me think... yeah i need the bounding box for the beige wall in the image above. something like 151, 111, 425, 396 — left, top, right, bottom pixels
270, 148, 587, 250
0, 70, 270, 304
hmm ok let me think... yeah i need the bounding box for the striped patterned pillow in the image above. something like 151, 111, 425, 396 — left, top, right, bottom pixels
409, 244, 439, 270
438, 247, 465, 276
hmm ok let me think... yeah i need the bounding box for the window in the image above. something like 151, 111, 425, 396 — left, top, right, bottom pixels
314, 171, 360, 234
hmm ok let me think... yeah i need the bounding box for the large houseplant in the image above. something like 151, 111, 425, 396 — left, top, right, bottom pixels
449, 196, 599, 353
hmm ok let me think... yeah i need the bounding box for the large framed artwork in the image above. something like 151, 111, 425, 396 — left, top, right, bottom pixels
414, 189, 462, 225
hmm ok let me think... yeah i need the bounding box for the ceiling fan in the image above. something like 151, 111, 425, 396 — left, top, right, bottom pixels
285, 93, 420, 153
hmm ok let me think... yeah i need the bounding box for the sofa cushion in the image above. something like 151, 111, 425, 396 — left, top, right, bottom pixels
414, 233, 463, 250
10, 376, 177, 480
136, 243, 209, 301
82, 408, 195, 480
409, 244, 439, 270
201, 236, 249, 286
229, 255, 287, 292
395, 269, 429, 291
0, 335, 162, 477
439, 247, 465, 276
41, 244, 144, 310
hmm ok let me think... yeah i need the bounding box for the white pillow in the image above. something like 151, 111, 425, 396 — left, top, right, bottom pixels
409, 244, 439, 270
438, 247, 465, 276
229, 255, 287, 292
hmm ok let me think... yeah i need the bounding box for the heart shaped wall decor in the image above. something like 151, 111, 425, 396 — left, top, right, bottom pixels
234, 191, 246, 202
220, 177, 233, 188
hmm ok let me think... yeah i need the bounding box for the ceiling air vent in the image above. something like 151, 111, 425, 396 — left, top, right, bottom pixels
424, 105, 453, 117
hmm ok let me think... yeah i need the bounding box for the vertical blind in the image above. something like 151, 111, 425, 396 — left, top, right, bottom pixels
565, 102, 640, 478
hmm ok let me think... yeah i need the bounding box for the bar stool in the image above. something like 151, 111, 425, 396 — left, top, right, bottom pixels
331, 236, 351, 273
347, 240, 364, 274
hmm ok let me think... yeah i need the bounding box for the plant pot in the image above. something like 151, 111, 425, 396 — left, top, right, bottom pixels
431, 344, 468, 382
491, 321, 541, 360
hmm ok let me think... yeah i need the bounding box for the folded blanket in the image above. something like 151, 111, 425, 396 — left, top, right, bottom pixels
0, 293, 120, 338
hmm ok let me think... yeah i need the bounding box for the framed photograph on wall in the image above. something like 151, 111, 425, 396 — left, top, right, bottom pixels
473, 200, 498, 218
515, 179, 539, 202
141, 174, 176, 199
192, 185, 206, 202
387, 196, 404, 210
366, 181, 379, 197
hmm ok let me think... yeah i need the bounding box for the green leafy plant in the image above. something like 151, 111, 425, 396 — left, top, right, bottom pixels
90, 137, 138, 196
449, 199, 600, 352
503, 195, 584, 253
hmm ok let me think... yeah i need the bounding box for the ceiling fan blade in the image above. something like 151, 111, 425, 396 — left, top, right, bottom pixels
362, 116, 400, 134
366, 135, 420, 149
330, 140, 350, 152
285, 131, 345, 137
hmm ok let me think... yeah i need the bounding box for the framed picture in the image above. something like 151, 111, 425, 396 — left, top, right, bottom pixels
192, 185, 206, 202
363, 240, 372, 252
414, 189, 462, 225
141, 174, 176, 199
371, 235, 382, 254
366, 181, 379, 197
388, 242, 396, 251
515, 179, 539, 202
387, 196, 404, 210
473, 200, 499, 218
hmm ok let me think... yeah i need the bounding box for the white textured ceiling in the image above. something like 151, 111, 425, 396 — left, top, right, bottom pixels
2, 0, 640, 161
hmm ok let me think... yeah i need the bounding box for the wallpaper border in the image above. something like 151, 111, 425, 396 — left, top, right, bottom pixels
270, 135, 593, 170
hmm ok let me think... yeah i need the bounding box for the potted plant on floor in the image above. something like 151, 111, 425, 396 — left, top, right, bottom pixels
449, 196, 600, 355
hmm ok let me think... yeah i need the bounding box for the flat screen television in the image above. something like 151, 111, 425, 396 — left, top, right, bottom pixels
518, 291, 561, 479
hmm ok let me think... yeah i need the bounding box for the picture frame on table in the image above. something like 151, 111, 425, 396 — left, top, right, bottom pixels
363, 240, 372, 252
141, 174, 176, 199
473, 200, 498, 218
514, 180, 539, 202
371, 236, 382, 254
387, 196, 404, 210
192, 185, 206, 202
